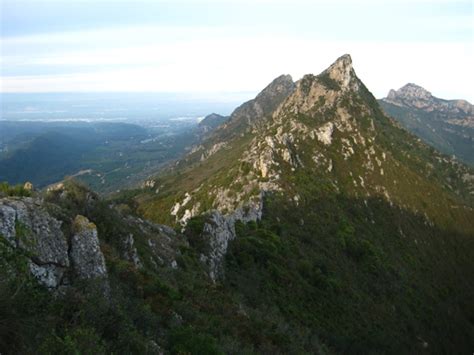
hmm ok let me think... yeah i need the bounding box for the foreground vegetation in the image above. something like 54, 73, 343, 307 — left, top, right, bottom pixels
1, 182, 473, 354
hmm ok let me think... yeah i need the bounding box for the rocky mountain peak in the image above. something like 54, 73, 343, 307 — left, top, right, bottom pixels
257, 74, 295, 99
135, 53, 474, 286
383, 83, 473, 116
322, 54, 357, 90
275, 54, 362, 117
141, 54, 474, 233
387, 83, 433, 102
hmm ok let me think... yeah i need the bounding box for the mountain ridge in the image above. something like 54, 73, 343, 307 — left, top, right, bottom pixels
120, 54, 474, 352
134, 55, 474, 232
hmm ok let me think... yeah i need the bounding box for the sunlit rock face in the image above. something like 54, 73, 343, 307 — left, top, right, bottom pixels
70, 215, 108, 280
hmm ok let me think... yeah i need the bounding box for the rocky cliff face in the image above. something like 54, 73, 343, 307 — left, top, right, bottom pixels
0, 197, 107, 289
199, 211, 236, 281
70, 215, 108, 280
0, 180, 187, 291
197, 195, 264, 281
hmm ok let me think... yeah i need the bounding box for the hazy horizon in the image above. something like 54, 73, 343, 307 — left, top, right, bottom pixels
0, 92, 254, 124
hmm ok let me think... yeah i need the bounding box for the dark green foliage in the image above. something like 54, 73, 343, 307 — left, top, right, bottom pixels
224, 193, 474, 354
2, 180, 473, 354
0, 238, 51, 354
240, 161, 252, 175
185, 215, 209, 254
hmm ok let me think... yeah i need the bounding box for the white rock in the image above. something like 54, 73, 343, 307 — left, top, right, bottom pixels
170, 202, 180, 216
316, 122, 334, 145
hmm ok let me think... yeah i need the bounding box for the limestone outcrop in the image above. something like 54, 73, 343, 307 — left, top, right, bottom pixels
0, 197, 108, 290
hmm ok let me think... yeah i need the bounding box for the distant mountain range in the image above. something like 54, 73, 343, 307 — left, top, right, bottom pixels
379, 83, 473, 165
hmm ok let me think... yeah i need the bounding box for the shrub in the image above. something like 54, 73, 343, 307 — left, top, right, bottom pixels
0, 182, 31, 197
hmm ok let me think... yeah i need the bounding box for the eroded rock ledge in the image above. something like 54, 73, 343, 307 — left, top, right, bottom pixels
0, 197, 108, 290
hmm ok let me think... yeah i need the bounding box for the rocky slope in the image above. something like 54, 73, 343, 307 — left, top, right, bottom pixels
136, 55, 474, 233
380, 83, 474, 165
0, 182, 182, 292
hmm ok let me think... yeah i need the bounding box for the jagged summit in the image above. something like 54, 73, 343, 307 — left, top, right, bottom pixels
137, 53, 473, 234
386, 83, 433, 103
219, 55, 359, 134
274, 54, 364, 118
4, 54, 474, 355
383, 83, 473, 115
321, 53, 358, 90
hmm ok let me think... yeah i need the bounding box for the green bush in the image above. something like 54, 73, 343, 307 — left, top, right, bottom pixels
0, 182, 31, 197
185, 215, 209, 254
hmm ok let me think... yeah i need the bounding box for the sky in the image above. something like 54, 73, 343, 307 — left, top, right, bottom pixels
1, 0, 473, 101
